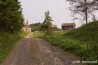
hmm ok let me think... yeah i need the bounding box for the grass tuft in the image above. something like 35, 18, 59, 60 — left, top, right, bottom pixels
0, 31, 27, 63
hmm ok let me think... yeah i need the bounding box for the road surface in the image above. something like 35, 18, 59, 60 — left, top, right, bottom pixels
1, 33, 83, 65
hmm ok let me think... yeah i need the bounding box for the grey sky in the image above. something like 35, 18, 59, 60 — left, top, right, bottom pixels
19, 0, 82, 28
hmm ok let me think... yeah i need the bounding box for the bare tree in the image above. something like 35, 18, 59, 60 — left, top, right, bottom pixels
67, 0, 98, 24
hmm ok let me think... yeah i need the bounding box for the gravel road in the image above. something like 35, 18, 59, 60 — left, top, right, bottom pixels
1, 33, 83, 65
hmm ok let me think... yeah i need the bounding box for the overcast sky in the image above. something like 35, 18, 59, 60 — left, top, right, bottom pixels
19, 0, 82, 28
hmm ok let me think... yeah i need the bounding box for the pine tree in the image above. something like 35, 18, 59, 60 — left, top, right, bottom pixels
41, 10, 53, 36
0, 0, 24, 32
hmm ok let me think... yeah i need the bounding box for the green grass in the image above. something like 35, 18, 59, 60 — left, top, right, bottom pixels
34, 21, 98, 65
64, 21, 98, 65
33, 31, 45, 38
0, 31, 27, 63
66, 21, 98, 43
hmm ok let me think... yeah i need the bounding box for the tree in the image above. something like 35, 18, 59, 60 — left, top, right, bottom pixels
30, 22, 42, 32
0, 0, 24, 32
67, 0, 98, 24
41, 10, 53, 36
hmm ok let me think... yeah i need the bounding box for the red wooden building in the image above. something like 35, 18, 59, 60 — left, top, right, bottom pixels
61, 23, 76, 30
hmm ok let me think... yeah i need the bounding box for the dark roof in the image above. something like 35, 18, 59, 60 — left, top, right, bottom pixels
62, 23, 75, 26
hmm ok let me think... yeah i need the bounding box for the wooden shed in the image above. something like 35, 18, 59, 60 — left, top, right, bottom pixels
61, 23, 76, 30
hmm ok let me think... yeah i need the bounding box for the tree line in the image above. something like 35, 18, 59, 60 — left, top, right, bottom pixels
0, 0, 24, 33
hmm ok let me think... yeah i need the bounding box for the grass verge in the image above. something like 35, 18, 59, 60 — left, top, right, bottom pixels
0, 31, 28, 63
34, 29, 98, 65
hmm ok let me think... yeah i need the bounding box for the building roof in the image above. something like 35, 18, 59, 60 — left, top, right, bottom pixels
62, 23, 75, 27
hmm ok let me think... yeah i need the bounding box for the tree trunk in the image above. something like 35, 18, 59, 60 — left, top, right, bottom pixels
85, 0, 88, 24
85, 10, 88, 24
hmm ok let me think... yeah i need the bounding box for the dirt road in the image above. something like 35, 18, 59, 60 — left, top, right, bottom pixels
1, 33, 83, 65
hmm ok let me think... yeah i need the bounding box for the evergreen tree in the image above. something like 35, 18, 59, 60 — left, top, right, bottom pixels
0, 0, 24, 32
41, 10, 53, 36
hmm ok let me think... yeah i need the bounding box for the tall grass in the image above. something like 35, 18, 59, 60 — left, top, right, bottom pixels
0, 31, 27, 63
33, 31, 45, 38
42, 32, 98, 65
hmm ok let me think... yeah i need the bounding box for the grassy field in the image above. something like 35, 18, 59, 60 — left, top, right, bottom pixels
0, 31, 28, 63
33, 21, 98, 65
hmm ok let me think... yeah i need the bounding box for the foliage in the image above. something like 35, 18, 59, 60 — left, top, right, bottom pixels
34, 21, 98, 65
0, 0, 25, 62
0, 31, 27, 63
64, 21, 98, 65
41, 10, 53, 36
0, 0, 24, 32
67, 0, 98, 24
30, 22, 42, 32
66, 21, 98, 43
33, 31, 45, 38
